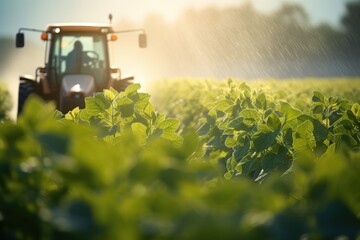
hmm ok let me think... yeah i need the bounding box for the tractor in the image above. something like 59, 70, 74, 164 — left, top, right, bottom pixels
16, 20, 147, 114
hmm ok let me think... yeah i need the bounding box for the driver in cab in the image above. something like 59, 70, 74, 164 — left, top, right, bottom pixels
65, 40, 91, 74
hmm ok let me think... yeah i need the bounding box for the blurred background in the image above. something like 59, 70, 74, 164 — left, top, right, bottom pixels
1, 0, 360, 117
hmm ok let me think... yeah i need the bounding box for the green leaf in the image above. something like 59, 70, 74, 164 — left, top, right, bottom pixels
18, 96, 58, 130
253, 130, 279, 152
224, 170, 234, 180
107, 125, 119, 137
241, 96, 253, 109
299, 114, 328, 143
197, 122, 211, 135
257, 124, 269, 133
228, 117, 252, 131
117, 98, 135, 118
235, 162, 243, 174
296, 120, 314, 137
65, 107, 80, 121
125, 83, 141, 95
79, 108, 91, 121
180, 131, 200, 158
149, 128, 163, 140
84, 98, 99, 115
261, 146, 290, 173
319, 143, 336, 161
154, 113, 166, 127
293, 120, 316, 151
339, 119, 354, 129
239, 82, 251, 91
345, 110, 358, 123
333, 130, 358, 146
131, 122, 148, 140
53, 110, 64, 120
227, 156, 238, 172
315, 200, 360, 238
267, 112, 281, 132
233, 136, 250, 161
135, 93, 151, 111
85, 94, 110, 115
280, 101, 302, 122
262, 153, 279, 173
312, 91, 325, 104
283, 128, 293, 148
239, 109, 261, 120
94, 93, 111, 109
36, 132, 69, 154
312, 105, 324, 119
227, 117, 242, 129
351, 103, 360, 119
161, 132, 183, 145
255, 93, 267, 110
143, 102, 155, 118
116, 97, 133, 107
104, 89, 116, 101
158, 119, 180, 132
240, 155, 261, 176
312, 121, 328, 143
214, 99, 233, 112
225, 136, 237, 148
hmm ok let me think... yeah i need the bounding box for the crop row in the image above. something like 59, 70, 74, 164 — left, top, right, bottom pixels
0, 79, 360, 239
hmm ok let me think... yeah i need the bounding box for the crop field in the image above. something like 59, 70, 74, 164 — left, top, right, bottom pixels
1, 78, 360, 239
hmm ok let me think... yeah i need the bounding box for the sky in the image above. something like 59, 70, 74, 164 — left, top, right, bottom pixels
0, 0, 353, 37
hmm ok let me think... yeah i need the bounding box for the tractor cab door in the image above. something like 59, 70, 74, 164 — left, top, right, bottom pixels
48, 34, 109, 92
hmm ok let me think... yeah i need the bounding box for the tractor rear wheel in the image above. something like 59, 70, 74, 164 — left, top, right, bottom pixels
17, 82, 35, 115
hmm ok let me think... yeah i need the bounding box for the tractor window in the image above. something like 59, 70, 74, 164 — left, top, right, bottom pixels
50, 34, 109, 89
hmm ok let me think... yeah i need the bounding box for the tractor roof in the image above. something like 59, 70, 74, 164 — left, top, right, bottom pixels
46, 23, 114, 33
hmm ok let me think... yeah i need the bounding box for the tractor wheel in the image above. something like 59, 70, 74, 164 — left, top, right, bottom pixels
17, 81, 34, 115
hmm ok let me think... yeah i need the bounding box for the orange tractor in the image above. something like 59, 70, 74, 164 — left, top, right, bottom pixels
16, 21, 146, 114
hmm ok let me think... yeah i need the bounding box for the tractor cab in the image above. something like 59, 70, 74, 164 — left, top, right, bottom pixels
44, 24, 113, 93
16, 22, 146, 114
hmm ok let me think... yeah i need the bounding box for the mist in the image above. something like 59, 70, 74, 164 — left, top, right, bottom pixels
116, 2, 360, 80
133, 3, 360, 79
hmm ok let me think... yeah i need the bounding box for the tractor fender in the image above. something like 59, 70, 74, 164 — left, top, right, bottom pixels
18, 75, 37, 115
19, 74, 36, 83
19, 74, 39, 94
